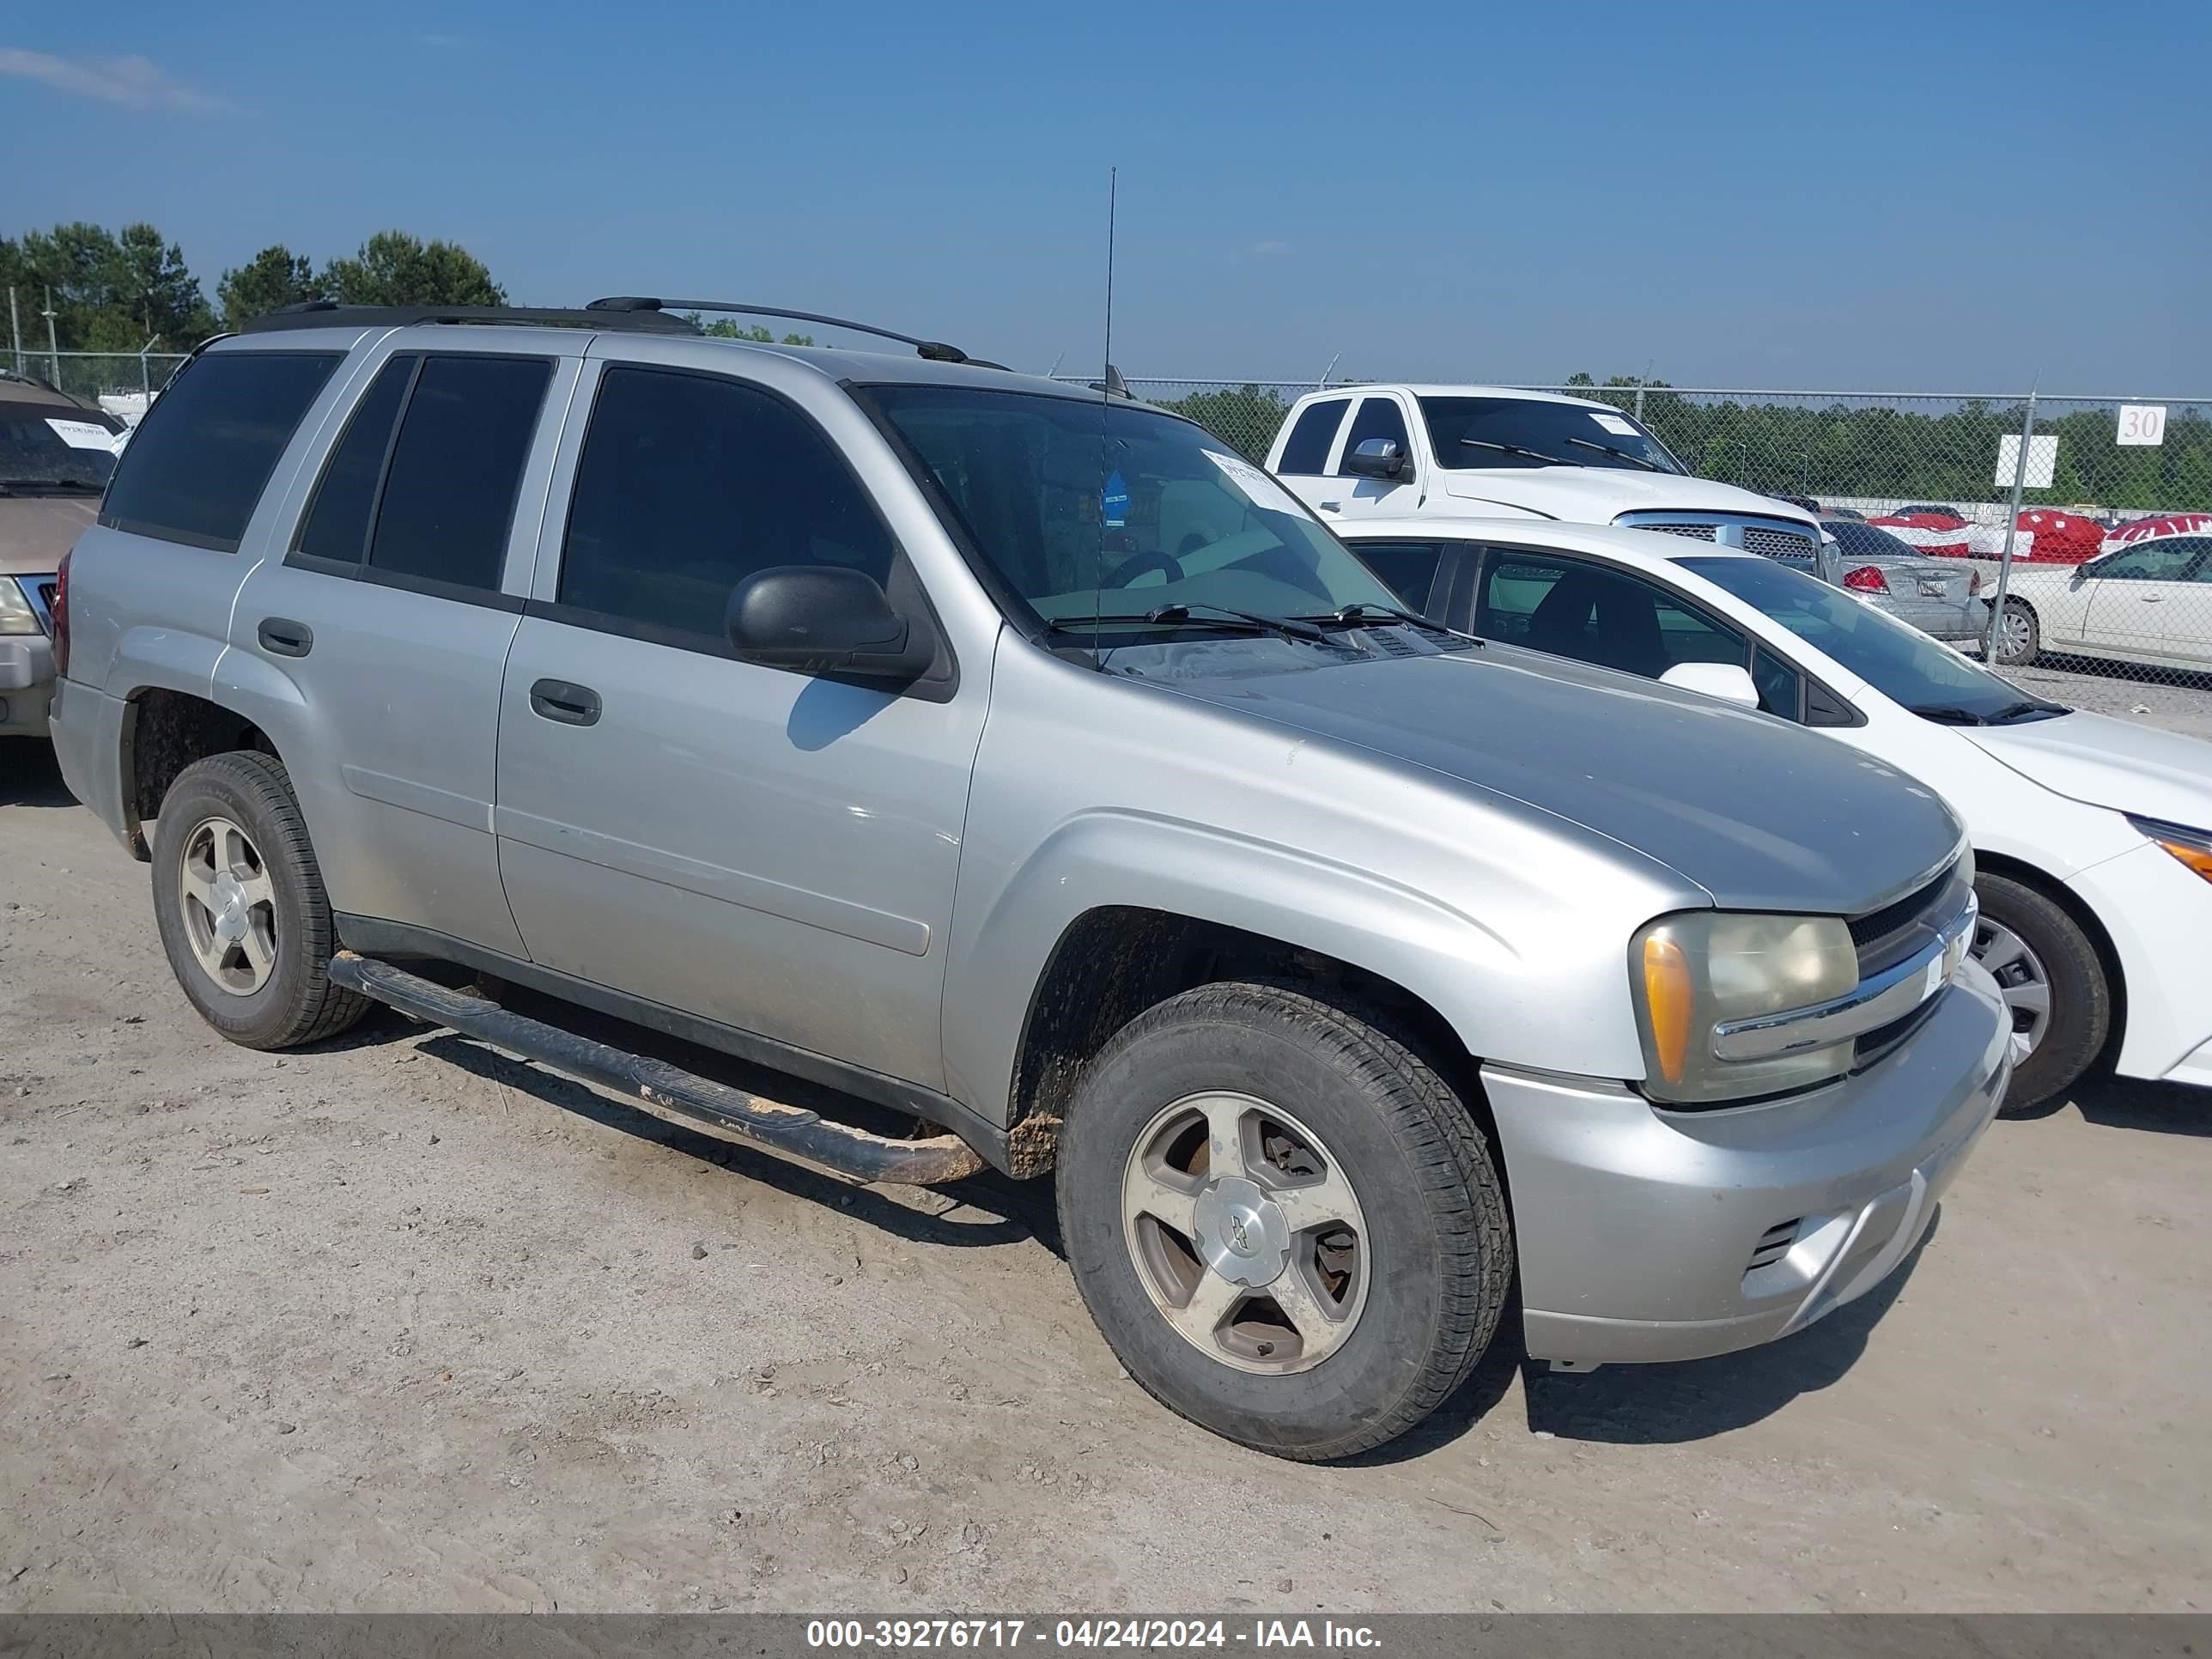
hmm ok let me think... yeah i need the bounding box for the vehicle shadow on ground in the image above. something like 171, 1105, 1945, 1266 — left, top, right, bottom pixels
0, 743, 75, 808
1449, 1211, 1945, 1450
2006, 1073, 2212, 1137
319, 994, 1060, 1254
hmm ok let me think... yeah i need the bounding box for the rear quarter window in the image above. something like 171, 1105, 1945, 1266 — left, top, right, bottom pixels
100, 351, 342, 551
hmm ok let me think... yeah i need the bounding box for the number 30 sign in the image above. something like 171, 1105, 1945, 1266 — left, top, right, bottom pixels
2117, 404, 2167, 447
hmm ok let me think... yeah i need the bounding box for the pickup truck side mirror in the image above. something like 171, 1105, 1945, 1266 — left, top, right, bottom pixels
1343, 437, 1409, 481
726, 565, 936, 684
1658, 660, 1762, 710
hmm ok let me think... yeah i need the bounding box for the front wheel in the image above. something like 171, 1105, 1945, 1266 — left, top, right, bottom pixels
150, 751, 370, 1050
1972, 872, 2110, 1114
1056, 981, 1511, 1462
1991, 599, 2040, 667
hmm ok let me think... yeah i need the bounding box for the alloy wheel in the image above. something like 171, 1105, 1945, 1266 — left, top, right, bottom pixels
178, 815, 279, 997
1120, 1092, 1370, 1375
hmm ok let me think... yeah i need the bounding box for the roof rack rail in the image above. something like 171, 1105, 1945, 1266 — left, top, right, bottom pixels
588, 297, 1006, 370
241, 301, 702, 336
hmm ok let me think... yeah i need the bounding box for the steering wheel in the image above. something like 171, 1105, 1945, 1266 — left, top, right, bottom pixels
1103, 549, 1185, 588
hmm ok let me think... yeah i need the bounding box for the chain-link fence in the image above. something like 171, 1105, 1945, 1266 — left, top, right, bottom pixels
1078, 376, 2212, 697
5, 349, 191, 422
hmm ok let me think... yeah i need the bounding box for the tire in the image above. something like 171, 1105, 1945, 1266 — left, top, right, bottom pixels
1973, 872, 2109, 1115
1992, 598, 2040, 667
150, 750, 371, 1050
1056, 981, 1511, 1462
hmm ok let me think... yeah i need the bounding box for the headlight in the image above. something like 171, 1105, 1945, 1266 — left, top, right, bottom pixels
1632, 911, 1860, 1105
0, 579, 40, 636
2130, 815, 2212, 884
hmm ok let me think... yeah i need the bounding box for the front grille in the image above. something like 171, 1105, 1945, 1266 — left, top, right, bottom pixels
1641, 522, 1717, 541
1849, 858, 1969, 976
1853, 998, 1942, 1070
19, 578, 58, 635
1742, 525, 1816, 561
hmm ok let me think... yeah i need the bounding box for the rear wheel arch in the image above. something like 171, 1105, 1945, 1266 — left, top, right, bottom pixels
121, 687, 276, 857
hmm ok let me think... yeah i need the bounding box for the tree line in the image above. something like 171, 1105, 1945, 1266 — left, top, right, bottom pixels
1153, 377, 2212, 514
1, 222, 505, 352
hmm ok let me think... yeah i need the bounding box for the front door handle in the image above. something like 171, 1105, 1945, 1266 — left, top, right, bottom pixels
2137, 593, 2166, 603
529, 678, 601, 726
258, 617, 313, 658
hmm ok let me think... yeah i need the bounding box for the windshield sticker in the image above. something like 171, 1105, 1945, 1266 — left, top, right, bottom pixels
1102, 469, 1129, 529
1201, 448, 1304, 514
1589, 413, 1639, 437
47, 417, 118, 451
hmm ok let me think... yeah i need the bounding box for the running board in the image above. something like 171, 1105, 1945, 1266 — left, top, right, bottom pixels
328, 951, 986, 1187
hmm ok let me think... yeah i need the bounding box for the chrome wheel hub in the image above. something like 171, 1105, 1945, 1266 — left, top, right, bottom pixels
179, 816, 278, 998
1972, 917, 2052, 1057
1121, 1092, 1370, 1376
2000, 611, 2033, 655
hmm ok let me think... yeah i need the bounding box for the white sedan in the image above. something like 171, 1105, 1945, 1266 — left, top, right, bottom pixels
1991, 533, 2212, 672
1334, 516, 2212, 1112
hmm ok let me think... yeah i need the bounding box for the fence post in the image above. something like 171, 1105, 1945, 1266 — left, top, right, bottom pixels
1982, 389, 2039, 664
1634, 385, 1646, 422
43, 286, 61, 384
8, 286, 19, 376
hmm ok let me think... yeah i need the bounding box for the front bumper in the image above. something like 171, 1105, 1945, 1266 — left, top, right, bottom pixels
2068, 838, 2212, 1086
1488, 956, 2010, 1367
0, 635, 56, 736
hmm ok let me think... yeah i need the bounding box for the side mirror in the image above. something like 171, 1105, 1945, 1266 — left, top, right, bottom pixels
1343, 437, 1408, 480
1659, 660, 1762, 710
726, 565, 935, 683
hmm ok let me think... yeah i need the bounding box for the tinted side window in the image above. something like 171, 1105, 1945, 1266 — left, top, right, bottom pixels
1349, 540, 1443, 610
294, 356, 415, 566
367, 356, 553, 592
559, 367, 896, 641
1477, 554, 1746, 680
100, 351, 341, 551
1276, 399, 1348, 474
1334, 397, 1412, 477
1752, 646, 1803, 720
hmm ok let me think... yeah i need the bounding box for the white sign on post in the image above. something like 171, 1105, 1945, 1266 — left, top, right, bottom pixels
1996, 434, 2057, 489
2117, 404, 2167, 447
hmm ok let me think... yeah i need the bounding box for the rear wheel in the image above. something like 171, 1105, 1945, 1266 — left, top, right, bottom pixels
1992, 599, 2040, 667
151, 751, 370, 1050
1972, 872, 2108, 1114
1056, 981, 1510, 1462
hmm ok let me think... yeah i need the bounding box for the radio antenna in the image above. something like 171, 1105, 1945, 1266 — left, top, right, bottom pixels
1094, 167, 1118, 645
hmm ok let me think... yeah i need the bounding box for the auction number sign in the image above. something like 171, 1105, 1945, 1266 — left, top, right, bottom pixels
2117, 405, 2167, 447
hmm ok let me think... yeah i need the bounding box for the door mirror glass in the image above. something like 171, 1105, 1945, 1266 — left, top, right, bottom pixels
1343, 437, 1407, 480
726, 565, 933, 682
1659, 660, 1762, 708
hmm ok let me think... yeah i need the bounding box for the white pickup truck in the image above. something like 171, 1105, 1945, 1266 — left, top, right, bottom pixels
1265, 383, 1833, 580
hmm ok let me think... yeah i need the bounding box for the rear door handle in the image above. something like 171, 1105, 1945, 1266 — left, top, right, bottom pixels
529, 678, 601, 726
258, 617, 313, 658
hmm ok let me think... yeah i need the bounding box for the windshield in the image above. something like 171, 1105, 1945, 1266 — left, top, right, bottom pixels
0, 404, 119, 490
1681, 556, 2063, 724
865, 385, 1402, 631
1419, 397, 1686, 475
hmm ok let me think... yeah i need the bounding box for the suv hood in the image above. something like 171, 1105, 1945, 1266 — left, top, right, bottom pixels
1435, 466, 1817, 529
1154, 643, 1960, 915
1963, 711, 2212, 832
0, 495, 98, 576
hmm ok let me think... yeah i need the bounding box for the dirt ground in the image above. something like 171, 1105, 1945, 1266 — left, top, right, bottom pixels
3, 740, 2208, 1615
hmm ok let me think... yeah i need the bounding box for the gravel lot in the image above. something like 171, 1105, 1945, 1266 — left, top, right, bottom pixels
3, 734, 2209, 1615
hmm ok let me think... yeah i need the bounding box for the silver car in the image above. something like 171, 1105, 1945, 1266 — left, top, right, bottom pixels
47, 301, 2011, 1460
1, 371, 122, 739
1825, 517, 1990, 641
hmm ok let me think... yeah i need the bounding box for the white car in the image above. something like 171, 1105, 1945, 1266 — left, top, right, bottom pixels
1334, 515, 2212, 1112
1991, 533, 2212, 672
1264, 383, 1836, 578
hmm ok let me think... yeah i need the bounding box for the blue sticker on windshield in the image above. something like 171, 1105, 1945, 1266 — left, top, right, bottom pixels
1103, 470, 1129, 529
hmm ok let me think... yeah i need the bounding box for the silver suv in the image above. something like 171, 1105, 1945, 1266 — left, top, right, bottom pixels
49, 300, 2012, 1460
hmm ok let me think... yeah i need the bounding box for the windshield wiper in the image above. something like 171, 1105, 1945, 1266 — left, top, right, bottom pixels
1041, 605, 1328, 644
1292, 602, 1481, 644
1561, 436, 1662, 472
1911, 705, 1990, 725
1458, 438, 1568, 466
1985, 699, 2068, 724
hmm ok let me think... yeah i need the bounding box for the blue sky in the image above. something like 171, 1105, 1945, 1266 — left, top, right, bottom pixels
7, 1, 2208, 390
